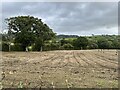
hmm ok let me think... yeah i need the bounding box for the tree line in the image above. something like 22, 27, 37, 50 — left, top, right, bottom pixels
1, 16, 120, 51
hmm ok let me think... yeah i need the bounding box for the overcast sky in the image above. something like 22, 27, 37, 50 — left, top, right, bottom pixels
1, 2, 118, 36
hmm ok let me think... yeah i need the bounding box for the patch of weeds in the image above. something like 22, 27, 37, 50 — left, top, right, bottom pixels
109, 80, 118, 87
96, 80, 105, 87
0, 82, 3, 89
17, 81, 24, 88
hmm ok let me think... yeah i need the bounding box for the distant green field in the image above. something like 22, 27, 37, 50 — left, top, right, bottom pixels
65, 38, 77, 41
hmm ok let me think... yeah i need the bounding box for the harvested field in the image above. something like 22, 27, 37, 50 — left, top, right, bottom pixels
1, 50, 118, 88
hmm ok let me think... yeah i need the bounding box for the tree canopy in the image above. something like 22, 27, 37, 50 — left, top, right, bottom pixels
6, 16, 55, 51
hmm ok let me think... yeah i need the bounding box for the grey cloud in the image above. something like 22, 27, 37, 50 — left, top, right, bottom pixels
2, 2, 118, 35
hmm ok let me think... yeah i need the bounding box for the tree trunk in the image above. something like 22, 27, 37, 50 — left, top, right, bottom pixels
81, 47, 82, 50
9, 44, 11, 52
40, 46, 42, 51
22, 45, 27, 51
26, 47, 28, 52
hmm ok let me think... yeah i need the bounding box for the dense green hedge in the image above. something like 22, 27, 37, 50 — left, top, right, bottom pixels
2, 43, 9, 51
2, 43, 23, 51
60, 43, 74, 50
1, 34, 120, 51
11, 44, 24, 51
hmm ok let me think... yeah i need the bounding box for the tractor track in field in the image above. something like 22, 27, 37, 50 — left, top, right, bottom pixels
82, 52, 117, 70
40, 52, 71, 68
90, 52, 118, 65
76, 52, 95, 68
72, 51, 82, 67
94, 53, 118, 64
54, 52, 73, 68
38, 53, 59, 62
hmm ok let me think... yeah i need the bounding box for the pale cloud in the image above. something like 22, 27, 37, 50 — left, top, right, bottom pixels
1, 2, 118, 35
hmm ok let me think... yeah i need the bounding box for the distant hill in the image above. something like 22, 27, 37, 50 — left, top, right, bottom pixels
57, 34, 79, 39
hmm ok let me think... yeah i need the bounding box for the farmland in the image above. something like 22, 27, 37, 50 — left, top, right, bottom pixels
1, 50, 118, 88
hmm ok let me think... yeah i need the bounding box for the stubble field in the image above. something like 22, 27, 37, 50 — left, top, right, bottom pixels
1, 50, 118, 88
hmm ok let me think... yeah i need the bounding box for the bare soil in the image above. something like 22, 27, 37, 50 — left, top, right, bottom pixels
1, 50, 118, 88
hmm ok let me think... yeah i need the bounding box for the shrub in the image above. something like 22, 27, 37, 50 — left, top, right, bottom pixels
87, 43, 98, 49
43, 43, 51, 51
2, 43, 9, 51
50, 43, 60, 50
11, 44, 23, 51
61, 43, 74, 50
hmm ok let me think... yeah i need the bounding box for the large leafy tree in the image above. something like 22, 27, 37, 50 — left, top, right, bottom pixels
6, 16, 55, 51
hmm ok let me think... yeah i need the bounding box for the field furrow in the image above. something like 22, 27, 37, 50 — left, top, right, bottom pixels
2, 50, 118, 88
